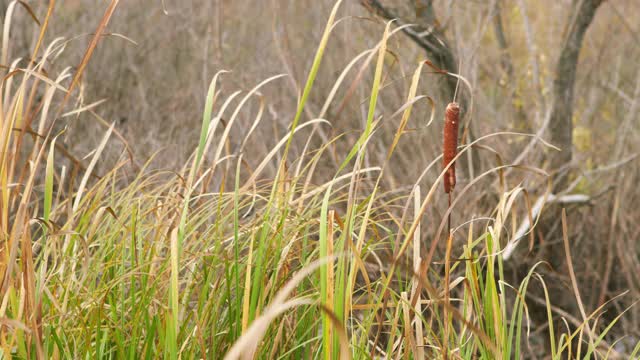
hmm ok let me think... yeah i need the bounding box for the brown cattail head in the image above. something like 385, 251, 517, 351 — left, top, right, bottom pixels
442, 102, 460, 193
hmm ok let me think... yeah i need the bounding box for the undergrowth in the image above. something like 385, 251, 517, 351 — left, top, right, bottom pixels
0, 1, 636, 359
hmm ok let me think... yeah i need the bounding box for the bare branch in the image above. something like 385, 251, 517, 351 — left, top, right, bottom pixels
360, 0, 459, 101
503, 192, 592, 260
548, 0, 604, 184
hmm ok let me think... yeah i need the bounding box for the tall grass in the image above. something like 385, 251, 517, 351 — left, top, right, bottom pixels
0, 1, 636, 359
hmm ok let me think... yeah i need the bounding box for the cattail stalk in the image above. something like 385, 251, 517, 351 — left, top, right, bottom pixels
442, 102, 460, 194
443, 102, 460, 239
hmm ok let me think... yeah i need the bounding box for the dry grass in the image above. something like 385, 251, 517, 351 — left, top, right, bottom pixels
1, 0, 639, 358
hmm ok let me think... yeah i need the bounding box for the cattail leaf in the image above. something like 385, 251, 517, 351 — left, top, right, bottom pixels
43, 136, 56, 222
283, 0, 343, 161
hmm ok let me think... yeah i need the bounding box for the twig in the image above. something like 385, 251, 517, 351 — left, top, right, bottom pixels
503, 193, 591, 260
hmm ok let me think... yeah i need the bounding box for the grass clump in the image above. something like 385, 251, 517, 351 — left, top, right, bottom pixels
0, 1, 635, 359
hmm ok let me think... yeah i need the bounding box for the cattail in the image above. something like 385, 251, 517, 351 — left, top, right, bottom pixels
442, 102, 460, 193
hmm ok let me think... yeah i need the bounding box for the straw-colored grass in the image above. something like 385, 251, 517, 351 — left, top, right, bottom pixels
1, 1, 638, 359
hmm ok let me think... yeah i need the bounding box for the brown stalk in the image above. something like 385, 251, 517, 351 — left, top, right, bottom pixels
55, 0, 120, 119
443, 102, 459, 237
